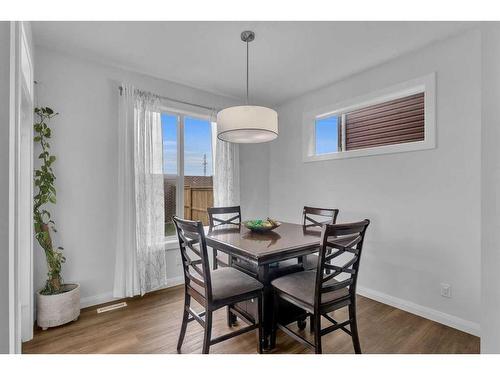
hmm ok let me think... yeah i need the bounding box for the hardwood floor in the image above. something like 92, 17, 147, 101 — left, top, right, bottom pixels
22, 285, 479, 354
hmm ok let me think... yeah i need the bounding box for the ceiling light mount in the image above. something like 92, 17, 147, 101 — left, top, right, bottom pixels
216, 30, 278, 144
240, 30, 255, 43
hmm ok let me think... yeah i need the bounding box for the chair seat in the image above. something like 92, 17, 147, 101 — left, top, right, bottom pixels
192, 267, 263, 303
271, 270, 349, 307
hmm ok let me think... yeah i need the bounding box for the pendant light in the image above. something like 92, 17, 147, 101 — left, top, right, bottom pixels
217, 31, 278, 143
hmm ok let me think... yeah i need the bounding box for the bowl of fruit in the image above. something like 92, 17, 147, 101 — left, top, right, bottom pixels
243, 218, 281, 233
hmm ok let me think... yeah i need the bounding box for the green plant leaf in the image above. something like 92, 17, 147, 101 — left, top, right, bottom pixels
34, 106, 64, 292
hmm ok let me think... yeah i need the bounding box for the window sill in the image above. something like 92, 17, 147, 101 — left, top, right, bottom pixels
304, 139, 435, 162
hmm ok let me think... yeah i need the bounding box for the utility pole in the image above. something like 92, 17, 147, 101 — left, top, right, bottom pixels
203, 153, 207, 176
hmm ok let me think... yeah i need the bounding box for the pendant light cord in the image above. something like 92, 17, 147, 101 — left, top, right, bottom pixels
246, 39, 249, 104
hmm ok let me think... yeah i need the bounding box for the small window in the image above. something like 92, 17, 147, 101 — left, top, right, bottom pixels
314, 93, 424, 155
304, 74, 435, 162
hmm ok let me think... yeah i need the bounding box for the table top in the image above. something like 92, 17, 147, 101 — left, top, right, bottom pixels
205, 222, 323, 264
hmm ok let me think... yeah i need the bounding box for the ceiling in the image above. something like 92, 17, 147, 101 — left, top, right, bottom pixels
32, 21, 475, 106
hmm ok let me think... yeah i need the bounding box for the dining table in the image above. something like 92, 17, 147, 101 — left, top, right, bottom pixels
205, 221, 324, 349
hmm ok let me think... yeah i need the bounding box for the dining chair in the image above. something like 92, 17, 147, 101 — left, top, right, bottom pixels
207, 206, 241, 270
301, 206, 339, 271
173, 216, 265, 354
270, 219, 370, 354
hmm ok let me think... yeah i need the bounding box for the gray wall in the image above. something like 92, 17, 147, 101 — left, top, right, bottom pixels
481, 24, 500, 353
0, 21, 11, 354
264, 30, 482, 334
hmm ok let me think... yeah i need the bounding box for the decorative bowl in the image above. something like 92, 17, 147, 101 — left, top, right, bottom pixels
243, 218, 281, 233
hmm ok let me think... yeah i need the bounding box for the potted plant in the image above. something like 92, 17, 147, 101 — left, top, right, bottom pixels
34, 107, 80, 330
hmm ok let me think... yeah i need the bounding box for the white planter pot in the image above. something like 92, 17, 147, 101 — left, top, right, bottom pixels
37, 283, 80, 330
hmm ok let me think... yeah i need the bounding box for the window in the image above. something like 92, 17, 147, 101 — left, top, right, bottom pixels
304, 74, 435, 161
162, 112, 214, 237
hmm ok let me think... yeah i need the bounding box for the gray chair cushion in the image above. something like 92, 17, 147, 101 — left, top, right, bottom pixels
192, 267, 263, 303
271, 270, 349, 307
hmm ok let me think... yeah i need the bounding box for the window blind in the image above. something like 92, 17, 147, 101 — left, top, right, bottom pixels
345, 92, 424, 151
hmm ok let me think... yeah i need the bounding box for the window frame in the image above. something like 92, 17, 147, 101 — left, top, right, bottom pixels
303, 73, 436, 162
160, 105, 215, 243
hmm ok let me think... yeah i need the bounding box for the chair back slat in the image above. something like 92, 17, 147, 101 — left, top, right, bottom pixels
208, 206, 241, 230
302, 206, 339, 228
186, 272, 206, 288
173, 216, 213, 302
324, 245, 359, 262
321, 270, 342, 283
321, 279, 353, 293
314, 219, 370, 310
324, 236, 362, 252
323, 263, 356, 274
325, 221, 367, 236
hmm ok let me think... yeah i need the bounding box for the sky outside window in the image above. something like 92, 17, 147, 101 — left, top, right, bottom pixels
161, 114, 213, 176
161, 113, 178, 175
315, 116, 339, 154
183, 117, 213, 176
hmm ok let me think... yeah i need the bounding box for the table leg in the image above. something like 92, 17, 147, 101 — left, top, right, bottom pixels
227, 306, 237, 327
257, 264, 274, 350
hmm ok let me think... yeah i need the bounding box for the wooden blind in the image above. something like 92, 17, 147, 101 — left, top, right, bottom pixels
345, 92, 424, 151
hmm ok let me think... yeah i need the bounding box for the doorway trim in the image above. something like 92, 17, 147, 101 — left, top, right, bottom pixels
9, 20, 34, 354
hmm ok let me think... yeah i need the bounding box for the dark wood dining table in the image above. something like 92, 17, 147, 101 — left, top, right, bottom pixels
205, 222, 323, 348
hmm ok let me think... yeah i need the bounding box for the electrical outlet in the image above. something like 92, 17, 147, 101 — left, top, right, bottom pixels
440, 283, 451, 298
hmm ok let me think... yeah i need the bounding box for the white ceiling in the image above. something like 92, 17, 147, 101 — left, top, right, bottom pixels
32, 21, 475, 106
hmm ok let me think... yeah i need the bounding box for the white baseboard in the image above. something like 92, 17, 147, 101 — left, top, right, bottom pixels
357, 286, 480, 337
80, 276, 185, 309
80, 292, 117, 309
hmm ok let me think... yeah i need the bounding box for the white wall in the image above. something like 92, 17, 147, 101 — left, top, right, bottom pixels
265, 30, 482, 334
34, 46, 238, 307
0, 21, 12, 354
481, 24, 500, 353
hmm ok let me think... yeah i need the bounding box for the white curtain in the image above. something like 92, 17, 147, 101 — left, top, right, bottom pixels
114, 84, 139, 297
114, 84, 167, 298
212, 122, 240, 207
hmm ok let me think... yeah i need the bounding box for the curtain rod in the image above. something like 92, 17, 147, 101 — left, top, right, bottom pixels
118, 86, 218, 112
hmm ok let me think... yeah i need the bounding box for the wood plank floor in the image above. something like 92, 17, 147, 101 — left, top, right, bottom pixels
23, 285, 480, 354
